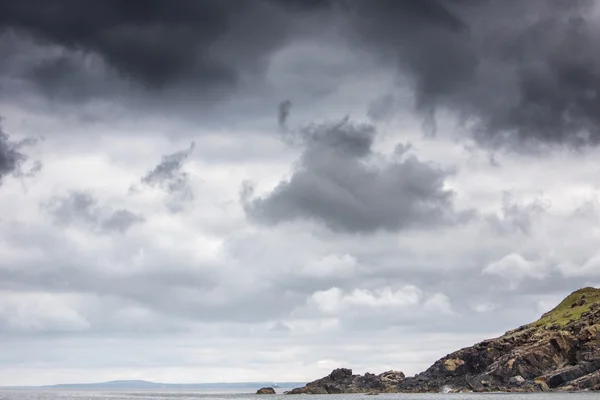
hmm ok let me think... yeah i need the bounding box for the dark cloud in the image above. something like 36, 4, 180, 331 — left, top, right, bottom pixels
0, 119, 39, 184
278, 100, 292, 130
0, 132, 26, 182
23, 51, 120, 101
337, 0, 600, 148
0, 0, 328, 98
243, 118, 471, 233
43, 190, 144, 233
140, 142, 195, 211
3, 0, 599, 150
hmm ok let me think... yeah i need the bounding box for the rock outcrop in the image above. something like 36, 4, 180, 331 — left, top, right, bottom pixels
398, 287, 600, 393
286, 287, 600, 394
285, 368, 405, 394
256, 387, 276, 394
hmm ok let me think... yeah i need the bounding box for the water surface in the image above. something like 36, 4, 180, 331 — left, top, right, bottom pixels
0, 391, 596, 400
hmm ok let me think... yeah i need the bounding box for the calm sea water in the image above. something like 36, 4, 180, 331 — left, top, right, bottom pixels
0, 390, 598, 400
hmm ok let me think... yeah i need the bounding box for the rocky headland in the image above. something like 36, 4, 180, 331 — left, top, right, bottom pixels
286, 287, 600, 394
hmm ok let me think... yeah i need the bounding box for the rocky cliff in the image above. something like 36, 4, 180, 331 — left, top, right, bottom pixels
286, 287, 600, 394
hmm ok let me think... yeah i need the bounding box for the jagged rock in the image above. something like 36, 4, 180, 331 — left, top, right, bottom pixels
285, 368, 405, 394
544, 363, 596, 388
286, 287, 600, 394
256, 387, 276, 394
509, 375, 525, 385
378, 370, 405, 385
330, 368, 352, 381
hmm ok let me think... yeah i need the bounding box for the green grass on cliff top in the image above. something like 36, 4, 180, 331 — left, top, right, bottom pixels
529, 287, 600, 328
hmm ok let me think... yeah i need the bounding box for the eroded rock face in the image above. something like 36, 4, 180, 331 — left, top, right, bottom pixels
285, 368, 405, 394
397, 288, 600, 393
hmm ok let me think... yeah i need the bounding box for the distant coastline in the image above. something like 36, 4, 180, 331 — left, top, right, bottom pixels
0, 380, 306, 390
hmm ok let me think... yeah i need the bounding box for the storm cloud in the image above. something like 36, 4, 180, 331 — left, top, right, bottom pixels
244, 118, 470, 233
0, 0, 600, 149
0, 0, 330, 101
3, 0, 600, 149
341, 0, 600, 148
0, 130, 25, 183
0, 119, 38, 184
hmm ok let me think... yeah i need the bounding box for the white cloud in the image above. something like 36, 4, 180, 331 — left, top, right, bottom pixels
309, 286, 423, 314
300, 253, 359, 278
306, 286, 453, 320
424, 293, 454, 315
471, 302, 499, 313
482, 253, 547, 289
558, 254, 600, 278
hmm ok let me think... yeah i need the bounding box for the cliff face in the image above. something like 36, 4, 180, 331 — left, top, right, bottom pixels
401, 287, 600, 393
287, 287, 600, 394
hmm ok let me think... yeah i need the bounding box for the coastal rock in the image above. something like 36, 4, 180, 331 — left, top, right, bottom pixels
286, 287, 600, 394
509, 375, 525, 385
378, 370, 405, 385
256, 387, 276, 394
397, 287, 600, 393
285, 368, 404, 394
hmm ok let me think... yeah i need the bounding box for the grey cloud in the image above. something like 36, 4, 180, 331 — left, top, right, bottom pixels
140, 142, 195, 212
2, 176, 597, 339
270, 321, 292, 332
337, 0, 600, 148
100, 210, 145, 233
394, 142, 413, 157
486, 192, 548, 235
43, 190, 144, 233
24, 51, 120, 102
0, 221, 286, 327
0, 0, 329, 99
0, 120, 31, 184
4, 0, 598, 151
278, 100, 292, 130
367, 94, 396, 123
45, 191, 97, 225
243, 118, 471, 233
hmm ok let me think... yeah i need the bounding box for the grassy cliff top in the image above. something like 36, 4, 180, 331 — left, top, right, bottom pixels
530, 287, 600, 328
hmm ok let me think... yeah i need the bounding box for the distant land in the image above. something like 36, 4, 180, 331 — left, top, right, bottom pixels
1, 380, 306, 390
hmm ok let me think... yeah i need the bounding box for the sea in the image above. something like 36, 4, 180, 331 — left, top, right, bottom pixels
0, 390, 597, 400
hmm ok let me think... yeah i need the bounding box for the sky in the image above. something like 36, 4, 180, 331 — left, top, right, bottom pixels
1, 0, 600, 386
